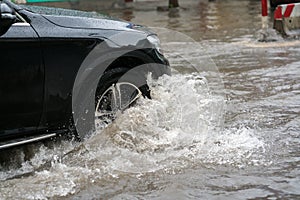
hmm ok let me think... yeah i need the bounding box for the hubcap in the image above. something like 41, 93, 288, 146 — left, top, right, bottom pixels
95, 82, 142, 129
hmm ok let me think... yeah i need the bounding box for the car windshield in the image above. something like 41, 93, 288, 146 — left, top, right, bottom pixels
20, 4, 111, 19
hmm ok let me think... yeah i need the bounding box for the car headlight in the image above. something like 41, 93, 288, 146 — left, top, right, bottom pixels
147, 35, 163, 55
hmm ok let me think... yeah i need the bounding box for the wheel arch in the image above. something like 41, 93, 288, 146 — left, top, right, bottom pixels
71, 48, 169, 139
104, 49, 169, 79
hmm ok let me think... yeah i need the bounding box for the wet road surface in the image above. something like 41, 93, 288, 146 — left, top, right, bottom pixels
1, 0, 300, 199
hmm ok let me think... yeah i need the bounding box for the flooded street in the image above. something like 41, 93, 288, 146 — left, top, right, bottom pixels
1, 0, 300, 199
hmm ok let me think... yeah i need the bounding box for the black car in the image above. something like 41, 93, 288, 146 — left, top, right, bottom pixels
0, 0, 170, 149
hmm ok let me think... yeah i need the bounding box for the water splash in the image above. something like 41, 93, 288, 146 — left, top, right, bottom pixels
256, 28, 283, 42
0, 74, 265, 199
83, 74, 264, 172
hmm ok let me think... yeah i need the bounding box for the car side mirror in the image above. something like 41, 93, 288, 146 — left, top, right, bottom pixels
0, 2, 16, 35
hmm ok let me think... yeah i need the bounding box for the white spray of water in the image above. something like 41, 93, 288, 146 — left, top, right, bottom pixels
85, 74, 264, 172
0, 74, 265, 199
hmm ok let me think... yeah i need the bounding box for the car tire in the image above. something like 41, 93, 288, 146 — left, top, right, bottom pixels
94, 67, 150, 129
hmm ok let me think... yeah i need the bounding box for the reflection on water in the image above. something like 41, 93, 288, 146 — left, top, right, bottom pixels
109, 0, 263, 42
1, 0, 300, 199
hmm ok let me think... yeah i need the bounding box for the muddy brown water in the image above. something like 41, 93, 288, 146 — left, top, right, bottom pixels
1, 0, 300, 199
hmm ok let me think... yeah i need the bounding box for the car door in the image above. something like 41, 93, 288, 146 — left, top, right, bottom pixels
0, 15, 44, 138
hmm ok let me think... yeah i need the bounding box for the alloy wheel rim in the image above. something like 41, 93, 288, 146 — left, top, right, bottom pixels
95, 82, 142, 129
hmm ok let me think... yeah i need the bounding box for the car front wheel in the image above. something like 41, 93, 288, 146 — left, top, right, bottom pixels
95, 67, 150, 129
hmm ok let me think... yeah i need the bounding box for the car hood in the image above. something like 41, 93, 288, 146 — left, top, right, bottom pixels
43, 14, 133, 30
22, 5, 134, 30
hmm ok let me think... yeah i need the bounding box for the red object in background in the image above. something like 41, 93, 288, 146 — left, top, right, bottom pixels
283, 4, 295, 17
274, 3, 296, 19
125, 0, 133, 2
262, 0, 268, 16
274, 6, 282, 19
270, 0, 300, 8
